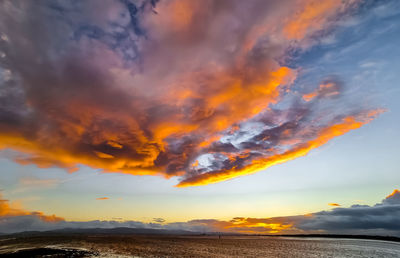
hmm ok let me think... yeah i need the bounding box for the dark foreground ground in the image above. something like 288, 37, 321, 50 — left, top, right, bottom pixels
1, 234, 400, 257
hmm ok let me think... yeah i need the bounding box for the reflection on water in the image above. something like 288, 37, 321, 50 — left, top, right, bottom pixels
0, 247, 96, 257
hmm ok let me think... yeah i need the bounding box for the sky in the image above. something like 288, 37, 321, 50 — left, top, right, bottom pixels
0, 0, 399, 235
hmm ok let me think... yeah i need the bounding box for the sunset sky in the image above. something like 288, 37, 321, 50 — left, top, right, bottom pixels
0, 0, 400, 235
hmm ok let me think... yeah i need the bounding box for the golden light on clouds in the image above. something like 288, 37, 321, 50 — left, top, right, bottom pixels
0, 0, 380, 187
177, 110, 382, 187
386, 189, 400, 199
0, 194, 64, 222
96, 197, 110, 200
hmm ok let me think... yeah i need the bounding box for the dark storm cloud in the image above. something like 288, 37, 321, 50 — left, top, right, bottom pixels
296, 190, 400, 235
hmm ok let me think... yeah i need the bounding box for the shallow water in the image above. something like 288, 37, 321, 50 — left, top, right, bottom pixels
1, 235, 400, 257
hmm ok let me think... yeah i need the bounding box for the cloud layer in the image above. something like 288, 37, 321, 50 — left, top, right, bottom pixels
1, 190, 400, 236
0, 193, 64, 233
0, 0, 380, 186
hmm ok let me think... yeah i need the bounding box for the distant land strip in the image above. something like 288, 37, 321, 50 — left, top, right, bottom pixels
1, 228, 400, 243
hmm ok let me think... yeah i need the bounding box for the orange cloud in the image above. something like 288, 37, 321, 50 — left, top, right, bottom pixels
386, 189, 400, 199
177, 110, 383, 187
96, 197, 109, 200
0, 194, 64, 222
283, 0, 359, 40
226, 217, 293, 234
302, 91, 319, 102
328, 203, 341, 207
188, 217, 299, 235
303, 80, 341, 102
0, 0, 378, 187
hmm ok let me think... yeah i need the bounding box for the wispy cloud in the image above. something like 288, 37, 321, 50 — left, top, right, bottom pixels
18, 177, 59, 187
11, 176, 60, 194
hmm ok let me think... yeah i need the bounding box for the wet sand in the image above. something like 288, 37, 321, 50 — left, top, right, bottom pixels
1, 234, 400, 257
